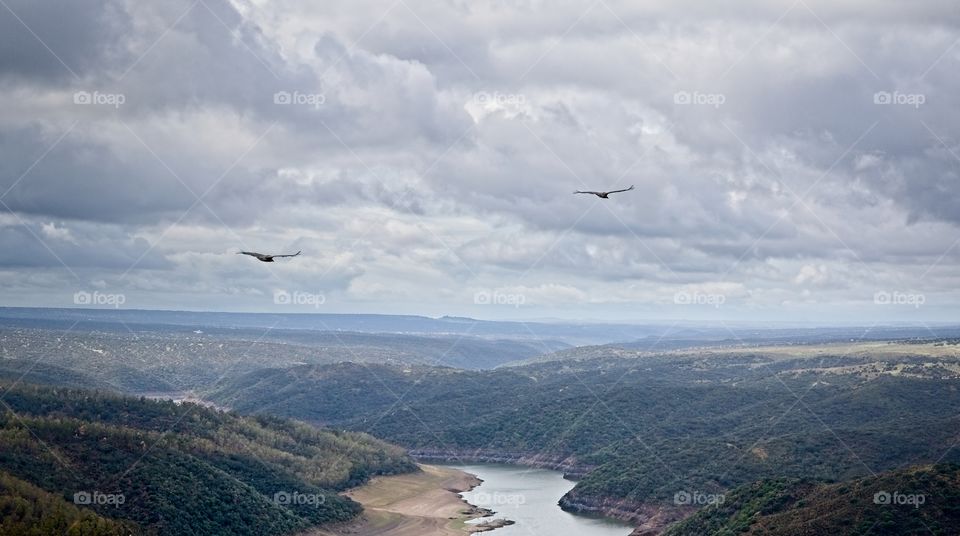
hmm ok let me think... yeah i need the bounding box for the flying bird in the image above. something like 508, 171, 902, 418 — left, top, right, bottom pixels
573, 185, 635, 199
237, 250, 301, 262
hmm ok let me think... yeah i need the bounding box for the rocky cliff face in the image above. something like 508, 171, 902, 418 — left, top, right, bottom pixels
558, 491, 692, 535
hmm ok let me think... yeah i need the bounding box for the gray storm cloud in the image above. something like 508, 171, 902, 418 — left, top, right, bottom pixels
0, 0, 958, 321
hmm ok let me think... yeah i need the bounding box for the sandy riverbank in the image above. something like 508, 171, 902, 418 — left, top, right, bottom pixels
308, 464, 499, 536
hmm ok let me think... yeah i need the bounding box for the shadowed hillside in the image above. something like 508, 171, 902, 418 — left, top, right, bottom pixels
208, 348, 960, 530
0, 382, 417, 535
664, 464, 960, 536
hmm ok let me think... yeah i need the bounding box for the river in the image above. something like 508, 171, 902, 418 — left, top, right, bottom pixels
441, 463, 633, 536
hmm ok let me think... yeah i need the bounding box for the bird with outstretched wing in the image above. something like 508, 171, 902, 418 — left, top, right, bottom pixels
573, 185, 635, 199
237, 250, 301, 262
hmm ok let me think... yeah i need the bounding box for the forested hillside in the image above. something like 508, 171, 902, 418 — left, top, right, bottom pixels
209, 350, 960, 528
0, 471, 137, 535
664, 464, 960, 536
0, 382, 417, 535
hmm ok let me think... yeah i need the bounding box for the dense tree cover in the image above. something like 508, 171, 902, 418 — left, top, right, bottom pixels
0, 382, 417, 535
0, 471, 137, 535
209, 355, 960, 511
664, 464, 960, 536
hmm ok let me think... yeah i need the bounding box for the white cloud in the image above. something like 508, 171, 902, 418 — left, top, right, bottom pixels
0, 0, 959, 321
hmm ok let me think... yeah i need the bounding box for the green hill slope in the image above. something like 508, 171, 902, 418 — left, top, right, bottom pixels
0, 382, 417, 535
207, 354, 960, 528
0, 470, 137, 535
664, 464, 960, 536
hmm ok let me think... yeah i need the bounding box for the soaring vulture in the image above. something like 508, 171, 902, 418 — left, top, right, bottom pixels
237, 250, 301, 262
573, 185, 635, 198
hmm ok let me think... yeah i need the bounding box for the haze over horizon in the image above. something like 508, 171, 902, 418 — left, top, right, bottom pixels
5, 305, 959, 332
2, 0, 959, 323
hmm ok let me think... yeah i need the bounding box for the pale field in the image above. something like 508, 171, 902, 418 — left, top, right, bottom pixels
690, 341, 960, 360
307, 464, 483, 536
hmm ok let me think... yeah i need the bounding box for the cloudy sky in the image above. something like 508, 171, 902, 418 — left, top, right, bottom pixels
0, 0, 958, 322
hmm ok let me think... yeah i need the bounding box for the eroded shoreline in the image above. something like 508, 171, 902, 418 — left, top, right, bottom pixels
309, 464, 506, 536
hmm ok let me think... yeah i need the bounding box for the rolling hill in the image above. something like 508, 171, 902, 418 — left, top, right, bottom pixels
664, 464, 960, 536
0, 325, 567, 394
0, 382, 417, 535
0, 470, 137, 535
207, 348, 960, 530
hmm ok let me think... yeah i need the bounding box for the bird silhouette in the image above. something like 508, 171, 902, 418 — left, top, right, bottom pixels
237, 250, 301, 262
573, 185, 635, 198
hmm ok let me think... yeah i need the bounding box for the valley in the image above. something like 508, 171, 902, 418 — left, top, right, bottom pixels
2, 309, 960, 534
4, 0, 958, 532
207, 341, 960, 533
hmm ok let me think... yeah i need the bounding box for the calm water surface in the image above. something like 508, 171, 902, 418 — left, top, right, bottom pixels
441, 463, 632, 536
